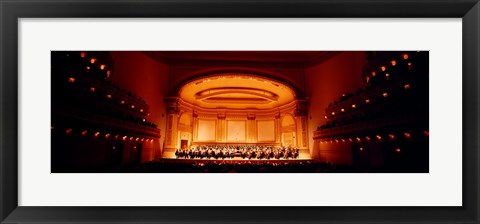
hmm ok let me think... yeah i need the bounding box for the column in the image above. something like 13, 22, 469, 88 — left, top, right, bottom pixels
164, 97, 180, 150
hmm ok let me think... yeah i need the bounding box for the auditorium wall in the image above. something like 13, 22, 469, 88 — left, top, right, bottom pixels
304, 52, 366, 160
110, 52, 170, 161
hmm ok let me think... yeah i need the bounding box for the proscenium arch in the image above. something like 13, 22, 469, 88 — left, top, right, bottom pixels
172, 67, 305, 98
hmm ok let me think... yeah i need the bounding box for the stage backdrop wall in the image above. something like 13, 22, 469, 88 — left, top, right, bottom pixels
197, 119, 216, 141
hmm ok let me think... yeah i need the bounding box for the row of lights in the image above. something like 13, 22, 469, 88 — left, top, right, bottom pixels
326, 84, 411, 118
358, 147, 402, 153
80, 52, 112, 78
367, 53, 413, 82
319, 131, 428, 144
67, 77, 148, 115
60, 127, 155, 142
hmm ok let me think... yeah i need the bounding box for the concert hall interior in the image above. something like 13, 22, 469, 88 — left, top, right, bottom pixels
51, 51, 429, 173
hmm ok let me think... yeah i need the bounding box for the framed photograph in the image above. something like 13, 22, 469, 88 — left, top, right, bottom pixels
1, 0, 479, 223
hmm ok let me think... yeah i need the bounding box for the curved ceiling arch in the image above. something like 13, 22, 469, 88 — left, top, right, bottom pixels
178, 73, 297, 110
173, 67, 304, 98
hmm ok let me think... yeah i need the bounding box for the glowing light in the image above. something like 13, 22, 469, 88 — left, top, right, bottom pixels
383, 92, 388, 97
86, 66, 90, 70
365, 136, 371, 141
365, 99, 370, 103
395, 148, 401, 153
106, 70, 111, 77
140, 109, 144, 113
391, 60, 396, 66
381, 66, 386, 71
342, 93, 346, 97
403, 54, 409, 59
80, 52, 86, 58
100, 65, 106, 70
94, 132, 100, 137
324, 116, 328, 119
404, 84, 410, 89
129, 137, 133, 141
90, 58, 97, 64
351, 104, 356, 108
120, 100, 125, 104
404, 132, 411, 138
331, 112, 335, 115
348, 138, 353, 142
115, 135, 119, 140
150, 139, 154, 142
131, 105, 135, 109
408, 62, 413, 68
141, 138, 144, 141
335, 139, 339, 143
81, 130, 87, 136
371, 72, 376, 77
90, 87, 95, 92
341, 139, 345, 142
122, 136, 127, 141
389, 134, 395, 139
68, 77, 75, 83
341, 108, 345, 112
135, 137, 139, 141
107, 94, 112, 99
376, 135, 382, 140
105, 133, 110, 138
65, 128, 72, 134
359, 147, 364, 151
356, 137, 361, 142
385, 73, 390, 77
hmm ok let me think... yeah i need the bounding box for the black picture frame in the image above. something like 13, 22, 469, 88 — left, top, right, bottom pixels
1, 0, 479, 223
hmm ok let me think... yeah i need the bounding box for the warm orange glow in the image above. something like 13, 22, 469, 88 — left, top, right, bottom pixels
120, 100, 125, 104
115, 135, 119, 140
141, 138, 144, 141
131, 105, 135, 109
389, 134, 395, 139
391, 60, 396, 66
100, 65, 106, 70
366, 77, 370, 83
404, 84, 410, 89
331, 112, 335, 115
371, 72, 376, 77
376, 135, 382, 140
351, 104, 356, 108
122, 136, 127, 141
359, 147, 364, 151
140, 109, 144, 113
324, 115, 328, 119
385, 73, 390, 77
403, 54, 409, 60
80, 52, 86, 58
365, 136, 371, 141
135, 137, 140, 141
81, 130, 87, 136
94, 132, 100, 137
320, 141, 323, 144
129, 137, 134, 140
341, 139, 345, 142
365, 99, 370, 103
68, 77, 75, 83
106, 70, 111, 77
348, 138, 353, 142
342, 93, 346, 97
395, 148, 401, 153
408, 62, 412, 68
383, 92, 388, 97
381, 66, 386, 71
105, 133, 110, 138
356, 137, 361, 142
107, 94, 112, 99
150, 139, 154, 142
90, 58, 97, 64
340, 108, 345, 112
90, 87, 95, 92
65, 128, 72, 134
86, 66, 90, 70
404, 132, 411, 138
335, 139, 339, 143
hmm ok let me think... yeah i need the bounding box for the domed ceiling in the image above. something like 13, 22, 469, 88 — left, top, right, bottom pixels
179, 74, 296, 109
